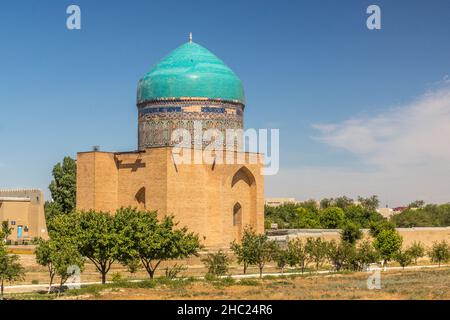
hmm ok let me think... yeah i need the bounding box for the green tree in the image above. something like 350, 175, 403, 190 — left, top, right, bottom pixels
319, 207, 346, 229
274, 246, 291, 273
357, 195, 380, 211
405, 241, 425, 265
201, 250, 230, 277
394, 249, 412, 269
327, 240, 355, 272
305, 237, 328, 270
353, 240, 380, 271
333, 196, 354, 210
48, 156, 77, 215
231, 226, 259, 274
286, 238, 310, 273
340, 221, 362, 245
115, 208, 201, 279
429, 240, 450, 267
35, 239, 58, 293
1, 221, 12, 242
77, 211, 120, 284
294, 208, 321, 229
0, 243, 25, 299
53, 244, 84, 292
373, 229, 403, 268
368, 220, 395, 237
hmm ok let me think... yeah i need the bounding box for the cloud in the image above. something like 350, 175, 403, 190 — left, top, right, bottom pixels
269, 85, 450, 206
314, 86, 450, 170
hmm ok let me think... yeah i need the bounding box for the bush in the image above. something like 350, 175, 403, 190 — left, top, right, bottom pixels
429, 240, 450, 267
394, 249, 412, 269
164, 263, 187, 279
405, 241, 425, 264
201, 250, 230, 277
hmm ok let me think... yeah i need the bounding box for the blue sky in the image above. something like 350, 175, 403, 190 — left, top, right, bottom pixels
1, 0, 450, 206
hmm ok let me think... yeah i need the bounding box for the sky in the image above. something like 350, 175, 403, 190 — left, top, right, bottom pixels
1, 0, 450, 207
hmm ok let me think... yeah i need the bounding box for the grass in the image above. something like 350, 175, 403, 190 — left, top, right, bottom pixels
5, 267, 450, 300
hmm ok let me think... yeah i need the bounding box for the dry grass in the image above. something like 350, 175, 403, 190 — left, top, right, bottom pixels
9, 267, 449, 300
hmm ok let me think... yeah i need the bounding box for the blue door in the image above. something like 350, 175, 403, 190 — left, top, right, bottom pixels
17, 226, 23, 239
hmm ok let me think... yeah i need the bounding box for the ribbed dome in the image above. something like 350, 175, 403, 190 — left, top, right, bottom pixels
137, 42, 245, 104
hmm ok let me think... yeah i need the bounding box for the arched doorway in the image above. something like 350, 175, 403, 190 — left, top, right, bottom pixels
233, 202, 242, 240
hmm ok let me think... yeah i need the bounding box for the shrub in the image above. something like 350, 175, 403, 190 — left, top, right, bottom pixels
429, 240, 450, 267
405, 241, 425, 264
201, 250, 230, 277
164, 263, 187, 279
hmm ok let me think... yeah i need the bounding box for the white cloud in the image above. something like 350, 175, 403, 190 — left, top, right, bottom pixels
268, 85, 450, 206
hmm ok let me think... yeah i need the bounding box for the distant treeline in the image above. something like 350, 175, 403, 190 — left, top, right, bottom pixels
264, 196, 450, 229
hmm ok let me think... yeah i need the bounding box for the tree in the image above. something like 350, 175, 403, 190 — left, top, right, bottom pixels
327, 240, 355, 272
115, 208, 201, 279
357, 195, 380, 211
286, 238, 309, 273
40, 215, 85, 292
429, 241, 450, 267
201, 250, 230, 277
232, 227, 278, 278
319, 207, 346, 229
394, 249, 412, 269
48, 156, 77, 214
353, 240, 380, 271
340, 221, 362, 245
333, 196, 354, 210
373, 229, 403, 268
305, 237, 328, 270
406, 241, 425, 265
1, 221, 12, 242
274, 246, 290, 273
35, 239, 57, 293
0, 243, 25, 299
368, 220, 395, 237
408, 200, 425, 209
294, 208, 321, 229
231, 226, 258, 274
77, 211, 120, 284
253, 236, 278, 278
52, 244, 84, 292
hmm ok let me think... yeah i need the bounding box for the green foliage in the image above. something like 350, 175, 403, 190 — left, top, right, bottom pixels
1, 221, 12, 241
429, 240, 450, 267
265, 195, 386, 230
373, 229, 403, 266
391, 203, 450, 227
319, 207, 345, 229
326, 240, 355, 271
115, 208, 201, 279
357, 195, 380, 211
368, 220, 395, 237
0, 243, 25, 299
201, 250, 230, 277
340, 221, 362, 245
274, 247, 291, 273
394, 249, 413, 269
164, 263, 187, 279
77, 211, 120, 284
405, 241, 425, 264
353, 240, 380, 270
231, 227, 278, 278
286, 238, 309, 273
230, 226, 258, 274
305, 237, 328, 270
48, 156, 77, 215
294, 208, 321, 228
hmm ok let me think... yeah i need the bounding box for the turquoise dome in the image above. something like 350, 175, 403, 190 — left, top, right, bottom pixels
137, 41, 245, 104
